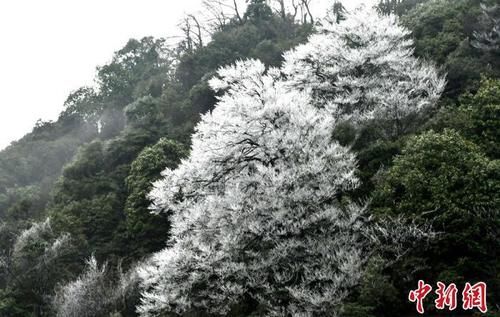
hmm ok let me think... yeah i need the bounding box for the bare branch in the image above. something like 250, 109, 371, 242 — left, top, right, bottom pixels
188, 14, 204, 48
301, 0, 314, 23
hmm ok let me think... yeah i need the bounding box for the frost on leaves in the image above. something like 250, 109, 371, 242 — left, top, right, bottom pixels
141, 59, 362, 316
472, 3, 500, 52
53, 256, 111, 317
138, 6, 442, 317
282, 6, 445, 136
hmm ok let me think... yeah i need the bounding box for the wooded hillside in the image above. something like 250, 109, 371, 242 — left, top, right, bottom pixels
0, 1, 498, 316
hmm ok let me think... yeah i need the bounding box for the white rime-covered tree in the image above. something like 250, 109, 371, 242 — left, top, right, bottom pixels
472, 3, 500, 52
52, 255, 142, 317
137, 7, 444, 317
0, 218, 72, 314
53, 256, 112, 317
282, 6, 445, 137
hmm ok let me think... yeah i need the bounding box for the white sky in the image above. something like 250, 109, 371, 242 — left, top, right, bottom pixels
0, 0, 372, 150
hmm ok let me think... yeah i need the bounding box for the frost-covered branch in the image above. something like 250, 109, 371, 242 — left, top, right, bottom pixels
52, 256, 143, 317
282, 6, 445, 137
472, 3, 500, 52
137, 6, 443, 317
11, 218, 72, 274
53, 256, 111, 317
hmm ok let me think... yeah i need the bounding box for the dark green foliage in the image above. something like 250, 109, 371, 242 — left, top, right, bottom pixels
124, 138, 187, 258
342, 4, 500, 314
96, 37, 175, 139
244, 0, 274, 21
341, 258, 402, 317
0, 289, 32, 317
175, 10, 312, 115
60, 87, 103, 127
125, 96, 166, 130
372, 129, 500, 313
423, 77, 500, 159
373, 129, 499, 217
48, 129, 162, 263
403, 0, 500, 98
351, 139, 404, 200
459, 77, 500, 158
97, 37, 173, 106
0, 116, 99, 294
0, 0, 499, 315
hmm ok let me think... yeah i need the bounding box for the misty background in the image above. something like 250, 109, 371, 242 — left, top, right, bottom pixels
0, 0, 371, 149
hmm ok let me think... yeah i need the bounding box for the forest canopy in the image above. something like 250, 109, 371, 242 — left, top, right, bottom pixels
0, 0, 498, 316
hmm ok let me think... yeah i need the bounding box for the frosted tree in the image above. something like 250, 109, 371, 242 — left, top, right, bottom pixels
0, 218, 72, 314
53, 256, 112, 317
137, 6, 443, 317
472, 3, 500, 52
282, 6, 445, 138
9, 219, 71, 274
52, 255, 142, 317
139, 59, 363, 316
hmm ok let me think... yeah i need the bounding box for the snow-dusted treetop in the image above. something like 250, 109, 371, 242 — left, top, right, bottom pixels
141, 59, 364, 317
472, 3, 500, 52
137, 6, 443, 317
282, 6, 445, 135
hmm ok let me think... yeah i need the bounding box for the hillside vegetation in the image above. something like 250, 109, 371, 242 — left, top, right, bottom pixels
0, 0, 498, 316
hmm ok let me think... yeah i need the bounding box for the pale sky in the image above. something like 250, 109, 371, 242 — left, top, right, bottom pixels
0, 0, 372, 150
